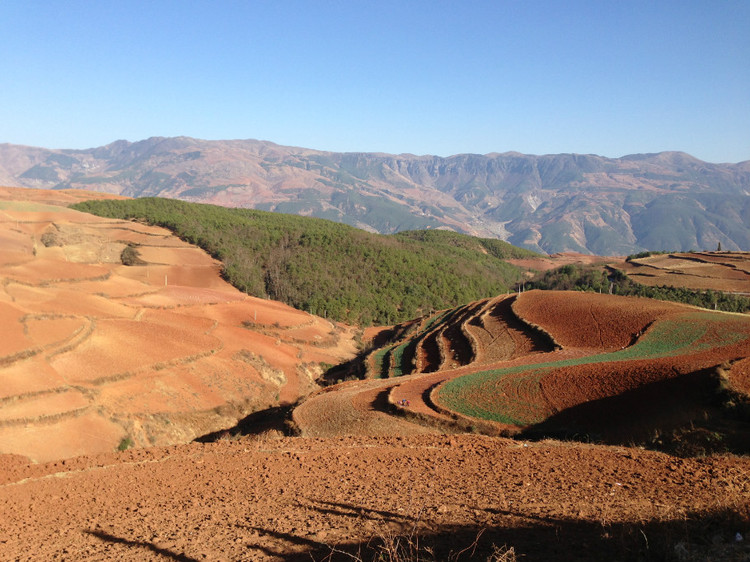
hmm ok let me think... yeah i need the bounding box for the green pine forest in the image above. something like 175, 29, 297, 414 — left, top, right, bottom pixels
71, 197, 538, 325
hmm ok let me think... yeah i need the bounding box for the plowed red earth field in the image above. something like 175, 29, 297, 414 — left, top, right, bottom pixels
0, 187, 357, 462
512, 290, 682, 350
507, 252, 612, 273
434, 292, 750, 439
2, 435, 749, 561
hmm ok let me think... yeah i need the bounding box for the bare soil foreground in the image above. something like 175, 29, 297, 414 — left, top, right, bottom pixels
1, 435, 749, 561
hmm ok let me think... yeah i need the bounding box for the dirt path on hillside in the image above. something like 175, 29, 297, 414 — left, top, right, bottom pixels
1, 435, 748, 561
293, 379, 440, 438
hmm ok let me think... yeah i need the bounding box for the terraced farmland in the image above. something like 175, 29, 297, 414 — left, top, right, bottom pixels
616, 251, 750, 294
436, 309, 749, 424
297, 291, 750, 454
360, 296, 553, 380
0, 187, 358, 462
3, 187, 750, 562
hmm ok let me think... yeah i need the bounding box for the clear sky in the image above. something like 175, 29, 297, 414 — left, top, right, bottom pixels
1, 1, 748, 163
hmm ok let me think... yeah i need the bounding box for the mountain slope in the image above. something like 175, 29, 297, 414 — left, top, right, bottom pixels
2, 137, 749, 254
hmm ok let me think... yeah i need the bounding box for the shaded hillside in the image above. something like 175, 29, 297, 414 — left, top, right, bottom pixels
2, 137, 750, 254
70, 197, 536, 325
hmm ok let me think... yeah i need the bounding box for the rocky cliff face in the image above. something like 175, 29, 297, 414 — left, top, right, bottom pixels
1, 137, 749, 254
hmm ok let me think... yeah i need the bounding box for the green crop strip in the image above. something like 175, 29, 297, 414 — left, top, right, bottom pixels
371, 348, 390, 378
419, 310, 450, 334
389, 341, 412, 377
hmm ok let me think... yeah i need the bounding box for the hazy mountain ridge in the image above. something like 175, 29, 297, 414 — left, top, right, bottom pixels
1, 137, 749, 254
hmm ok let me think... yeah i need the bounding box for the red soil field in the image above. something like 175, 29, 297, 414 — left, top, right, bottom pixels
0, 388, 89, 422
0, 413, 124, 463
2, 435, 748, 561
0, 360, 64, 400
23, 315, 88, 349
731, 357, 750, 394
429, 292, 750, 446
296, 289, 750, 461
0, 186, 129, 206
508, 252, 614, 273
0, 187, 358, 462
0, 302, 34, 356
511, 290, 682, 350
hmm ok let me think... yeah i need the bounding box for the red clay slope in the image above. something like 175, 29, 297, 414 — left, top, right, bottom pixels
296, 289, 750, 454
294, 294, 555, 437
0, 187, 358, 462
614, 251, 750, 294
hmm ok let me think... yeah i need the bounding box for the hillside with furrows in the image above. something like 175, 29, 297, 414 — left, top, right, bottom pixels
295, 291, 750, 456
2, 187, 750, 561
614, 251, 750, 294
0, 187, 357, 461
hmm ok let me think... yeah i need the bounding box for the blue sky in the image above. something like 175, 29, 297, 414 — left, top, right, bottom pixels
1, 1, 748, 162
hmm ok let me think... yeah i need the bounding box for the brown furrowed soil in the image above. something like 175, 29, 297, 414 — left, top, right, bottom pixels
1, 435, 749, 561
0, 187, 358, 462
299, 291, 750, 446
507, 251, 613, 274
431, 292, 750, 444
511, 290, 683, 350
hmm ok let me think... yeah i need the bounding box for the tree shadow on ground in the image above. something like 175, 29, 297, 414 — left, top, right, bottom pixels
83, 501, 750, 561
85, 529, 201, 562
194, 404, 296, 441
243, 500, 750, 561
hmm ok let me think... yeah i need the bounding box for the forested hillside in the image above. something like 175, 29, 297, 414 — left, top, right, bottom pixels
72, 198, 537, 325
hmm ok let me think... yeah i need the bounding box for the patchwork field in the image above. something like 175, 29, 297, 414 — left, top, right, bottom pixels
436, 294, 750, 440
507, 251, 612, 273
615, 251, 750, 294
296, 291, 750, 453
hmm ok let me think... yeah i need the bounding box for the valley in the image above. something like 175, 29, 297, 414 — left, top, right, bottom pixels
1, 187, 749, 561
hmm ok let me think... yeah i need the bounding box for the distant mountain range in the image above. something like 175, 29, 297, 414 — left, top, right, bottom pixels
1, 137, 749, 255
